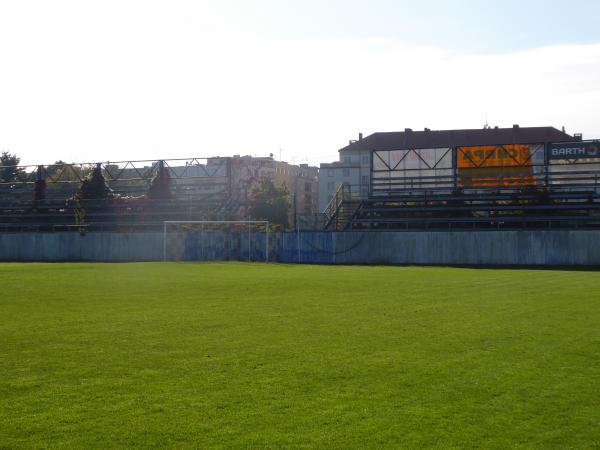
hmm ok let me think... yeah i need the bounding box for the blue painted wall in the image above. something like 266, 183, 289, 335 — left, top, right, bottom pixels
0, 230, 599, 266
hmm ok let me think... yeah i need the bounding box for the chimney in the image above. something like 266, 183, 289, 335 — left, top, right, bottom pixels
513, 124, 519, 129
404, 128, 413, 133
359, 132, 363, 141
424, 128, 431, 132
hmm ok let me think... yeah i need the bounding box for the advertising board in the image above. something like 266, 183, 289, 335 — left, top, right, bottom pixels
457, 144, 544, 187
548, 142, 600, 160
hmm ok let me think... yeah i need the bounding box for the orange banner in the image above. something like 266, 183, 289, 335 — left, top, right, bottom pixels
457, 145, 536, 187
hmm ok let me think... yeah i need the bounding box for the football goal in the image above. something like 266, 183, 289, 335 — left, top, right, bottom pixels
163, 220, 270, 262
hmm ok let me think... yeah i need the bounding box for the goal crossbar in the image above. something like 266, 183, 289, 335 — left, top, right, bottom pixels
163, 220, 270, 262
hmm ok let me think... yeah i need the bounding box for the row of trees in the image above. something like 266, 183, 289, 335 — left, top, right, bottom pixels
0, 152, 26, 183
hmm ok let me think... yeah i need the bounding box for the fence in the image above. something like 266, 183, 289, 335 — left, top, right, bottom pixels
0, 230, 599, 266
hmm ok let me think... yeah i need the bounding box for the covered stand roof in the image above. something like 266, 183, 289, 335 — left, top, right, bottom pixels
340, 126, 575, 152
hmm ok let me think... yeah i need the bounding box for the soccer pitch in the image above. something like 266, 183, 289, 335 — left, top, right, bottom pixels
1, 263, 599, 448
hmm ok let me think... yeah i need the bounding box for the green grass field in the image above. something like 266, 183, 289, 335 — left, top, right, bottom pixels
1, 263, 599, 449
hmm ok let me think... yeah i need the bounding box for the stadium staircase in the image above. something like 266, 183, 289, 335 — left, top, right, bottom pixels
323, 184, 362, 230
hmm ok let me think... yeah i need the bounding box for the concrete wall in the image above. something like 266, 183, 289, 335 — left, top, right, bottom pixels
0, 230, 599, 266
328, 231, 600, 266
0, 233, 164, 262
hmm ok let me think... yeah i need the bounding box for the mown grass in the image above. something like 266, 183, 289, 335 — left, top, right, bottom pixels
1, 262, 599, 449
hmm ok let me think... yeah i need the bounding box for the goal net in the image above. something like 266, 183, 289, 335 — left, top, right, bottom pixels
163, 221, 270, 262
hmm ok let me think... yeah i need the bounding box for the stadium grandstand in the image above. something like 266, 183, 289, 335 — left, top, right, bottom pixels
0, 158, 234, 232
0, 154, 322, 232
324, 125, 600, 230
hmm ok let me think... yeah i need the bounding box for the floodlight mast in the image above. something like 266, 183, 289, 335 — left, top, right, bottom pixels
163, 220, 270, 262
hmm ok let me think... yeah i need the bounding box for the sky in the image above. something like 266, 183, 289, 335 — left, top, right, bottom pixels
1, 0, 600, 167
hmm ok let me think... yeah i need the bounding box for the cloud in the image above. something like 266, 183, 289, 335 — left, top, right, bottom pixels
0, 4, 599, 167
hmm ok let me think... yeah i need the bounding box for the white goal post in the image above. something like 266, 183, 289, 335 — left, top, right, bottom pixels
163, 220, 270, 262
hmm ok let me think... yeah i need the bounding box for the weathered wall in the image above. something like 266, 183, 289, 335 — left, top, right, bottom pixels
328, 231, 600, 266
0, 230, 599, 266
0, 233, 163, 262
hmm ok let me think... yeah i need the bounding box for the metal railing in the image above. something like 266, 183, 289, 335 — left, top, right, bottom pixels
323, 184, 366, 230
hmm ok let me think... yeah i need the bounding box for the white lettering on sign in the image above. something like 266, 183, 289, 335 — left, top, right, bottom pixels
551, 147, 586, 157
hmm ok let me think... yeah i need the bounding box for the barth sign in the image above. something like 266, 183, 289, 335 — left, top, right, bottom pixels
548, 142, 600, 160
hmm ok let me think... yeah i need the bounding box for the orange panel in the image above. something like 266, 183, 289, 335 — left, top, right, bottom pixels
457, 145, 536, 187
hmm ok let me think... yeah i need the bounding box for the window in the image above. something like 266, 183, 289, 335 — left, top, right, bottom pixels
361, 175, 369, 186
327, 182, 335, 191
344, 156, 351, 164
305, 182, 312, 192
327, 169, 334, 177
361, 154, 369, 165
343, 168, 350, 177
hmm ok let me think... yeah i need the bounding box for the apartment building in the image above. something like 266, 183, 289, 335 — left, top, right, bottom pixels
318, 134, 371, 212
